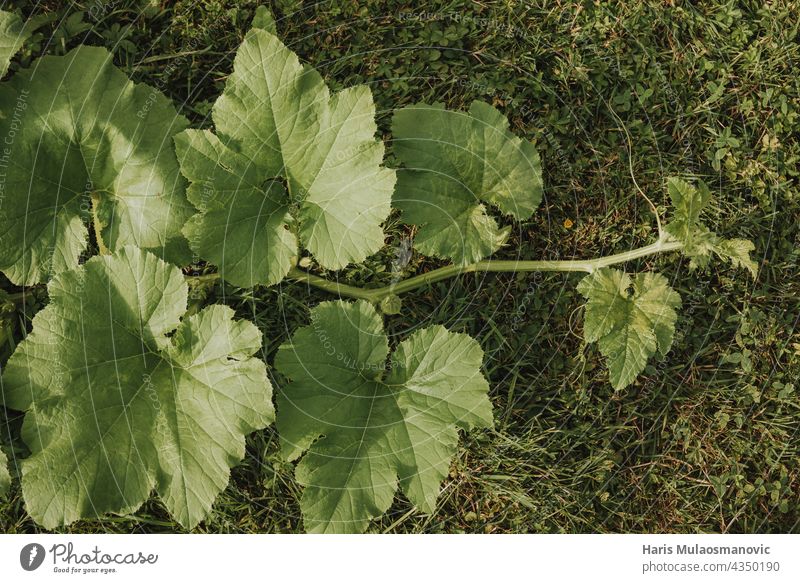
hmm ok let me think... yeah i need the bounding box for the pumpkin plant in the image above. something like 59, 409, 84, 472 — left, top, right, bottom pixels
0, 8, 756, 533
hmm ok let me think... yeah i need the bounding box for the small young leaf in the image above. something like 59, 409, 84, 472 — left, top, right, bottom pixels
275, 300, 493, 533
665, 177, 711, 246
664, 177, 757, 277
712, 238, 758, 278
176, 27, 395, 285
578, 269, 681, 391
378, 293, 402, 315
392, 101, 542, 265
0, 46, 193, 285
0, 448, 10, 499
1, 247, 274, 529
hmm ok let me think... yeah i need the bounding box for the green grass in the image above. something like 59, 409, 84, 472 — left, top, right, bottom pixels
1, 0, 799, 533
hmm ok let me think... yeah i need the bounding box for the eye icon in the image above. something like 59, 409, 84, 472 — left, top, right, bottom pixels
20, 543, 46, 571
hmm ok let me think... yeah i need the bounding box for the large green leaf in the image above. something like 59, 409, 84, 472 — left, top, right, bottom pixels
0, 46, 193, 285
392, 101, 542, 265
0, 448, 9, 499
0, 10, 31, 77
577, 268, 681, 391
0, 247, 274, 529
175, 27, 395, 286
665, 177, 757, 277
275, 300, 493, 533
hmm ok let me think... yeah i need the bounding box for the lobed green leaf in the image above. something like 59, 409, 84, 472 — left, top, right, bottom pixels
175, 27, 395, 287
392, 101, 542, 265
578, 268, 681, 391
0, 46, 193, 285
1, 247, 274, 529
275, 300, 493, 533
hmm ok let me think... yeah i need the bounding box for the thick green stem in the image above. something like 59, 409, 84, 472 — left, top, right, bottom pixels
287, 239, 683, 303
286, 267, 382, 301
